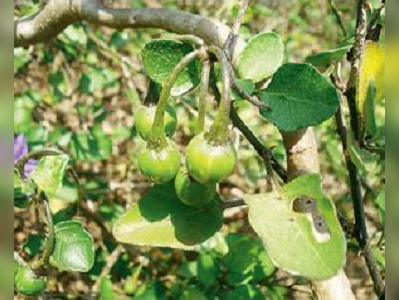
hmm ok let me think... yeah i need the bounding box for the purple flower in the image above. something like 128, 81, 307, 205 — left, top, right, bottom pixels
14, 134, 38, 177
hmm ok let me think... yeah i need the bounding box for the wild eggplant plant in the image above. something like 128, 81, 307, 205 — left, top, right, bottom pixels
14, 0, 385, 299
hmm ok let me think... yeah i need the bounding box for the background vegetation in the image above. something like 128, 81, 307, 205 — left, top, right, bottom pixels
14, 0, 385, 299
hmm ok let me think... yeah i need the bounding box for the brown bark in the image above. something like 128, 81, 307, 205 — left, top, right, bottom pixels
282, 128, 356, 300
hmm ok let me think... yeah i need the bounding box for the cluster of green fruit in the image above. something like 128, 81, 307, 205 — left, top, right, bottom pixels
14, 261, 47, 296
135, 104, 237, 207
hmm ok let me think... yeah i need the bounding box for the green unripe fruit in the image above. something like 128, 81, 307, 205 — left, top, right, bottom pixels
135, 105, 177, 141
175, 169, 216, 207
15, 265, 47, 296
138, 139, 181, 184
186, 133, 237, 184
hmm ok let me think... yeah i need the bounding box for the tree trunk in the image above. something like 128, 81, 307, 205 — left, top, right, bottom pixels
282, 129, 356, 300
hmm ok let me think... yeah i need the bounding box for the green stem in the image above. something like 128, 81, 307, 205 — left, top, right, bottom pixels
197, 58, 211, 133
151, 49, 204, 144
327, 0, 348, 37
174, 34, 205, 48
207, 46, 231, 143
31, 194, 55, 270
144, 80, 162, 106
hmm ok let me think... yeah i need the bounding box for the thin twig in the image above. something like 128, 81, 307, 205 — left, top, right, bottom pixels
228, 62, 271, 110
366, 2, 385, 41
327, 0, 347, 37
224, 0, 250, 60
345, 0, 368, 142
175, 34, 205, 47
221, 0, 270, 110
92, 246, 123, 294
223, 199, 246, 210
334, 92, 384, 298
31, 194, 55, 270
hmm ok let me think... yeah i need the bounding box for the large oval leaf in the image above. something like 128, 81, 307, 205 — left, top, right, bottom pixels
142, 40, 202, 97
237, 32, 284, 83
113, 184, 223, 250
259, 63, 340, 131
50, 221, 95, 273
244, 174, 346, 280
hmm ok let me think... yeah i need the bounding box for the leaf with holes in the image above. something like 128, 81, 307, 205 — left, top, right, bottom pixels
31, 154, 69, 198
237, 32, 284, 83
258, 63, 340, 131
244, 174, 346, 280
142, 40, 202, 96
113, 184, 223, 250
50, 221, 95, 273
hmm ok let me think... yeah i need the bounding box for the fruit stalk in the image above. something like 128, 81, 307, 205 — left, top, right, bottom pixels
31, 195, 55, 270
207, 46, 231, 143
197, 58, 211, 133
151, 49, 203, 143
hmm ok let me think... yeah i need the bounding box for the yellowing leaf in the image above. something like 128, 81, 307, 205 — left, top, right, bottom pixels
357, 41, 385, 137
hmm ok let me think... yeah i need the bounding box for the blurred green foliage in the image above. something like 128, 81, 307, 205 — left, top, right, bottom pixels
14, 0, 385, 299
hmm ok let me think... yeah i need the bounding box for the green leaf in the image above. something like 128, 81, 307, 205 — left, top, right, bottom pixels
376, 190, 385, 226
305, 45, 352, 68
364, 84, 378, 137
25, 125, 48, 147
50, 221, 95, 272
232, 79, 255, 101
14, 48, 31, 73
225, 285, 265, 300
347, 133, 375, 174
244, 174, 346, 280
178, 261, 198, 278
265, 286, 288, 300
79, 67, 119, 96
14, 173, 35, 208
259, 63, 340, 131
23, 234, 45, 258
179, 286, 207, 300
134, 281, 166, 300
59, 24, 88, 46
224, 234, 260, 277
113, 184, 223, 250
142, 40, 202, 96
223, 234, 275, 285
69, 127, 112, 161
197, 253, 219, 288
100, 277, 118, 300
14, 97, 35, 134
372, 247, 385, 271
31, 154, 69, 198
237, 32, 284, 83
